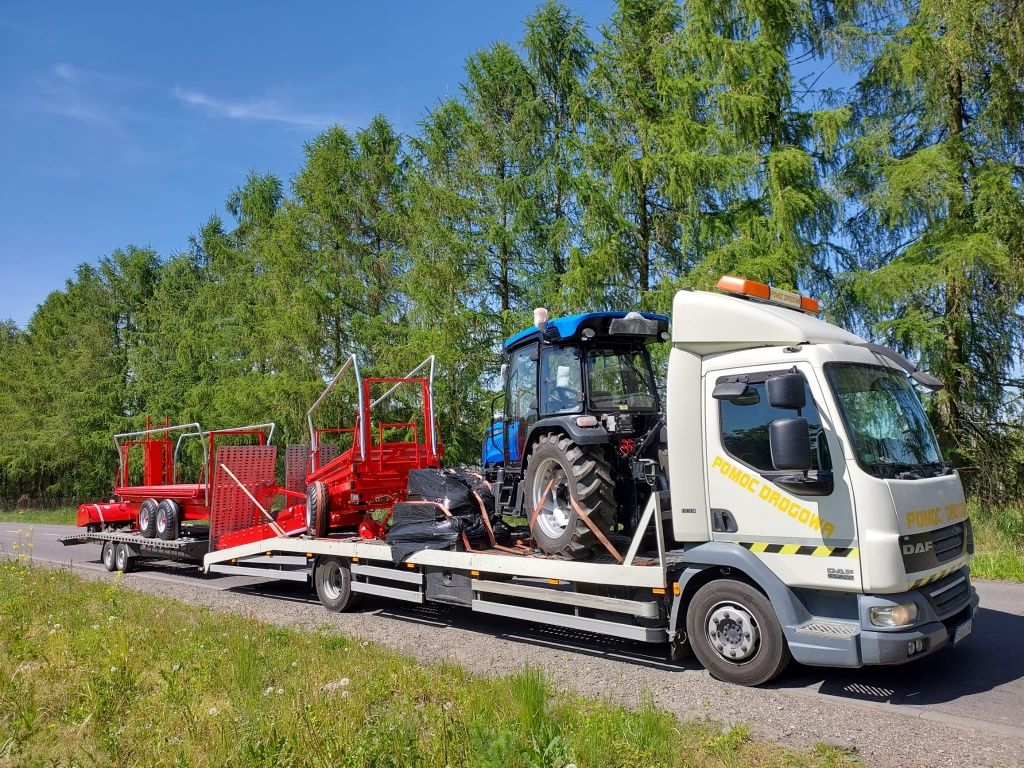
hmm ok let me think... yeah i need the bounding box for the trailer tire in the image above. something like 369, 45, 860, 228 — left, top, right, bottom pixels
155, 500, 180, 541
139, 498, 158, 538
114, 543, 134, 573
685, 579, 790, 686
101, 541, 117, 571
523, 432, 616, 560
314, 557, 362, 612
306, 481, 329, 538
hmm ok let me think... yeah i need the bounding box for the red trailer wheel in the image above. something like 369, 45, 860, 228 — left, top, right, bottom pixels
306, 481, 330, 538
138, 498, 158, 538
156, 499, 180, 541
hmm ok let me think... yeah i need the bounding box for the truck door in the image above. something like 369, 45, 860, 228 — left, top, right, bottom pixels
703, 364, 860, 590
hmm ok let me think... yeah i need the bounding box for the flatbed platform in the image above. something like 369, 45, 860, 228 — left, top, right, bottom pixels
61, 529, 209, 562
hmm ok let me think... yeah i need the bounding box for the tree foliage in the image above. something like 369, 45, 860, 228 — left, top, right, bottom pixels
1, 0, 1020, 504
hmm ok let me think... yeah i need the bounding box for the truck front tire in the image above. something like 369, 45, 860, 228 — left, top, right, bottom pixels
314, 557, 362, 612
524, 432, 616, 560
685, 579, 790, 686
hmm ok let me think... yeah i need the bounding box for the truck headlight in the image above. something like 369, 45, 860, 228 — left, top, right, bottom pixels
869, 603, 919, 628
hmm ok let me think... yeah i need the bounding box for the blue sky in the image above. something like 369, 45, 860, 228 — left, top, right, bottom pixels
0, 1, 613, 327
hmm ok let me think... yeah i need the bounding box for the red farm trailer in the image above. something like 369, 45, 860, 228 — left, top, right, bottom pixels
67, 356, 443, 572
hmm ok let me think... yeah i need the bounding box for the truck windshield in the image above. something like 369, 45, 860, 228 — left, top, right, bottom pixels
587, 348, 657, 410
825, 363, 944, 478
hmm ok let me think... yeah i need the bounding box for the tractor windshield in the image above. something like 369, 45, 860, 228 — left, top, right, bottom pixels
586, 348, 657, 411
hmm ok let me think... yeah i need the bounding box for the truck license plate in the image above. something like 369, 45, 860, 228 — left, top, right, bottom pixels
953, 619, 972, 644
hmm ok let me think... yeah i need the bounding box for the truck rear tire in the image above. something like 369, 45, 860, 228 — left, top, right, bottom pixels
306, 481, 329, 538
524, 432, 616, 560
685, 579, 790, 686
114, 542, 134, 573
155, 500, 180, 541
138, 498, 158, 538
314, 557, 362, 612
101, 541, 116, 571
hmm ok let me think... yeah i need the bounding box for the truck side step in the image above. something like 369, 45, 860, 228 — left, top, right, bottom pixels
473, 579, 660, 619
471, 598, 667, 642
350, 580, 424, 603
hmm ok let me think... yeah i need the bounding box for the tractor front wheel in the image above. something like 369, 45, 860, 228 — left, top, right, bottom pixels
523, 433, 616, 560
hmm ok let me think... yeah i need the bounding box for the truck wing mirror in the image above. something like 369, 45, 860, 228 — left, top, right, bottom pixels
769, 417, 812, 471
766, 373, 806, 410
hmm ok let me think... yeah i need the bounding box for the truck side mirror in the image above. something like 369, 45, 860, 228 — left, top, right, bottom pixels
766, 373, 805, 410
769, 417, 812, 471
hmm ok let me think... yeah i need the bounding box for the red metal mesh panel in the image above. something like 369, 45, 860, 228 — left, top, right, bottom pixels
319, 444, 340, 466
285, 444, 311, 492
210, 445, 277, 550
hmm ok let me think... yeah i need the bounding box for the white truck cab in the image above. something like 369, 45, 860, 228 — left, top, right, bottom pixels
665, 279, 977, 682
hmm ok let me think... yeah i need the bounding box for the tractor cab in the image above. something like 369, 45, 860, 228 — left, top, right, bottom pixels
483, 309, 670, 558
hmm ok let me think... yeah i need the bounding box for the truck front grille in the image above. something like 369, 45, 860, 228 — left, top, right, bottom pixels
921, 571, 970, 618
900, 520, 969, 573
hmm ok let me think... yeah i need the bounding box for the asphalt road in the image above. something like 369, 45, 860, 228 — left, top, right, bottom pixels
3, 523, 1023, 765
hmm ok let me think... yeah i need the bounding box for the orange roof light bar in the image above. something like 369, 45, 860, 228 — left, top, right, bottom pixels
715, 275, 821, 314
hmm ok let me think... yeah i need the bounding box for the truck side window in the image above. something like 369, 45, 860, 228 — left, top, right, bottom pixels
540, 346, 583, 415
719, 379, 831, 472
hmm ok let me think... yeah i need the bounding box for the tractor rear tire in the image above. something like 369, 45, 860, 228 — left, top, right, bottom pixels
138, 498, 158, 538
155, 500, 180, 541
101, 541, 116, 571
523, 432, 617, 560
314, 557, 362, 612
306, 481, 330, 538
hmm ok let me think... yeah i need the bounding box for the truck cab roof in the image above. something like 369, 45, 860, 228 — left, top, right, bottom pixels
504, 311, 670, 351
672, 289, 863, 355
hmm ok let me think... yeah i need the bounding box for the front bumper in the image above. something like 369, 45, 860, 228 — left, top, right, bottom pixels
857, 567, 979, 665
785, 566, 978, 668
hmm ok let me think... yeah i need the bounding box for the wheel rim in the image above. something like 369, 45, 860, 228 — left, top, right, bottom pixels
531, 457, 573, 540
321, 561, 343, 600
706, 601, 760, 663
156, 510, 167, 532
140, 508, 150, 529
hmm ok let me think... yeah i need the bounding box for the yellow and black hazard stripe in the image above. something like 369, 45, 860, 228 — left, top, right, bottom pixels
738, 541, 859, 558
907, 563, 962, 589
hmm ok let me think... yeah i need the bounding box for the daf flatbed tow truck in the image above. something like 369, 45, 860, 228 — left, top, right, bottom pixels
65, 277, 978, 686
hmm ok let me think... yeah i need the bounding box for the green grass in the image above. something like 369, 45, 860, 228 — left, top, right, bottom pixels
0, 561, 859, 768
0, 507, 77, 526
969, 502, 1024, 583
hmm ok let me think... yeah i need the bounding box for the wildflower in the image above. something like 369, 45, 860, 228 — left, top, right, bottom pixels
263, 686, 274, 696
276, 687, 284, 695
91, 624, 99, 630
339, 677, 350, 687
172, 664, 180, 672
209, 706, 219, 716
341, 690, 350, 699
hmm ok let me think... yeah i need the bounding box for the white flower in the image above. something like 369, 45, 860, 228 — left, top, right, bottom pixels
110, 666, 117, 672
276, 687, 284, 695
341, 690, 350, 698
91, 624, 99, 630
291, 661, 298, 668
339, 677, 350, 687
263, 686, 274, 696
209, 706, 219, 716
172, 664, 180, 672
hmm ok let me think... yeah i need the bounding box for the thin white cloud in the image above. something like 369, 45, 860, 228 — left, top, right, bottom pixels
173, 87, 343, 128
35, 63, 122, 131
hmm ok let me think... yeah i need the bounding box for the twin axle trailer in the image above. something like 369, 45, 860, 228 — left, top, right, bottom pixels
66, 278, 979, 687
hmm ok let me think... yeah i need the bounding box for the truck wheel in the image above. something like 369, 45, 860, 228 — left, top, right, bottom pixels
314, 557, 362, 612
101, 541, 116, 571
306, 481, 329, 538
138, 498, 158, 538
685, 579, 790, 686
524, 432, 616, 560
155, 500, 180, 541
114, 543, 134, 573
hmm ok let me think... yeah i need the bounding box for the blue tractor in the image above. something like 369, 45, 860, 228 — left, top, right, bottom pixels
482, 309, 671, 559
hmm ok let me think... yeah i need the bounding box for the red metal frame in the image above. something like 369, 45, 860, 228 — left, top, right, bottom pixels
306, 373, 443, 535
